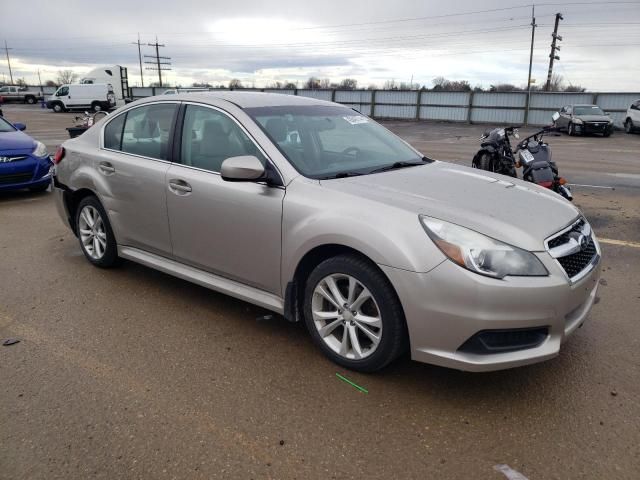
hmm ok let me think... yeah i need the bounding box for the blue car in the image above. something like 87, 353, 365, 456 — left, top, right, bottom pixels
0, 115, 53, 192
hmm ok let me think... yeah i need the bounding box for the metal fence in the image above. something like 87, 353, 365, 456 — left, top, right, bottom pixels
25, 84, 637, 128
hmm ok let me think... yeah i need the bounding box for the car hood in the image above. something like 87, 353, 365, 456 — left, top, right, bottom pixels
574, 114, 611, 122
320, 161, 580, 252
0, 129, 36, 154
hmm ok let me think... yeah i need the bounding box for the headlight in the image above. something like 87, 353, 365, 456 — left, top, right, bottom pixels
32, 141, 48, 158
573, 118, 583, 125
420, 216, 548, 279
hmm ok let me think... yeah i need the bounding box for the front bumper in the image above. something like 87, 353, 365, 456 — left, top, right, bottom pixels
0, 154, 53, 191
574, 121, 613, 135
381, 250, 600, 372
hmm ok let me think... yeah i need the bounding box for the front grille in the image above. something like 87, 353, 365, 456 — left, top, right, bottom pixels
546, 217, 599, 281
556, 237, 597, 278
0, 172, 33, 185
548, 218, 585, 249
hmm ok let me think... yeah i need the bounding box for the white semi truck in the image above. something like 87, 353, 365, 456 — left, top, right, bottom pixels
79, 65, 130, 107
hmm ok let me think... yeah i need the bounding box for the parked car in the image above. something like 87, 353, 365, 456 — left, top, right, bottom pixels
0, 85, 43, 104
624, 99, 640, 134
554, 104, 613, 136
52, 92, 601, 372
0, 115, 52, 192
46, 83, 116, 113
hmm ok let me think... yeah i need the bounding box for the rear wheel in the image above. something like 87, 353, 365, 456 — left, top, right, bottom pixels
91, 102, 102, 112
625, 119, 634, 134
25, 96, 36, 104
303, 254, 407, 372
75, 196, 119, 268
478, 152, 495, 172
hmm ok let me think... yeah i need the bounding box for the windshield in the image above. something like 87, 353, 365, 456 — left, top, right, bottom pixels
574, 105, 605, 116
245, 105, 426, 179
0, 116, 17, 133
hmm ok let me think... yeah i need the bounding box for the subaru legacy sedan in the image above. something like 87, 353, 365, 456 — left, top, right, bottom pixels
52, 92, 600, 372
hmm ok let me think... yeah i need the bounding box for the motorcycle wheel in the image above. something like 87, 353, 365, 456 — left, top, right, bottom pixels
478, 152, 495, 172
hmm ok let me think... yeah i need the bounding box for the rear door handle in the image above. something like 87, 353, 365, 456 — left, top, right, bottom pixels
168, 179, 192, 195
98, 162, 115, 175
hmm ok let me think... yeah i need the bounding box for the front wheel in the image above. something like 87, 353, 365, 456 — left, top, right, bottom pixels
303, 254, 407, 372
52, 102, 65, 113
75, 196, 120, 268
568, 123, 575, 136
625, 119, 634, 134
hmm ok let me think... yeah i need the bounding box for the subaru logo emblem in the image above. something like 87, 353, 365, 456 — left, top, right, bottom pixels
578, 235, 588, 250
0, 156, 9, 163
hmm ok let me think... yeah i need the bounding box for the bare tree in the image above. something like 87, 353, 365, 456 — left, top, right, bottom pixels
45, 80, 57, 87
489, 83, 523, 92
56, 69, 77, 85
228, 78, 243, 89
283, 81, 297, 89
383, 79, 398, 90
339, 78, 358, 90
192, 82, 212, 88
305, 77, 321, 89
432, 77, 471, 91
564, 83, 587, 93
547, 73, 564, 92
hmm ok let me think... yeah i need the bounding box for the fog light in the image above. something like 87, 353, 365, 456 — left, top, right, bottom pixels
458, 327, 549, 354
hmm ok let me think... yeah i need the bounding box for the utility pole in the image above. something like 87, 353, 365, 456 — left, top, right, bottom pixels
144, 37, 171, 88
131, 33, 144, 87
545, 13, 563, 91
525, 5, 537, 126
4, 40, 13, 84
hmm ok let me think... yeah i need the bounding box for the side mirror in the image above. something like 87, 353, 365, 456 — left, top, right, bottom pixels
605, 112, 611, 116
13, 122, 26, 131
552, 112, 560, 122
221, 155, 265, 182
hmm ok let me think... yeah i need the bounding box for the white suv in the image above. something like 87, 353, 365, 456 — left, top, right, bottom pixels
625, 99, 640, 134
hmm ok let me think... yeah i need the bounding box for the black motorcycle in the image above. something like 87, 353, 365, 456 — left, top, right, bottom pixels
472, 124, 572, 201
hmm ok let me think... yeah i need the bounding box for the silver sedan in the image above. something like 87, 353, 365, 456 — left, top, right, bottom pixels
52, 92, 601, 372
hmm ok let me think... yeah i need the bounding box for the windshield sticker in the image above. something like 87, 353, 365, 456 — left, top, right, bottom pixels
343, 115, 368, 125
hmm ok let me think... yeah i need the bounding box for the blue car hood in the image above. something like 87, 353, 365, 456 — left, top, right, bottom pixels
0, 130, 36, 154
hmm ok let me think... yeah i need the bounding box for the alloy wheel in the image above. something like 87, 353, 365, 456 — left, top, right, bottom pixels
78, 205, 107, 260
311, 273, 383, 360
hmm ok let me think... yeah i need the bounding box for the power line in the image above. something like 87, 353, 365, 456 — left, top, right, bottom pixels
131, 33, 144, 87
3, 40, 13, 84
144, 37, 171, 87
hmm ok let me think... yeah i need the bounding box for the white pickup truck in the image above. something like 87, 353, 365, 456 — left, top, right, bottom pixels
0, 85, 43, 104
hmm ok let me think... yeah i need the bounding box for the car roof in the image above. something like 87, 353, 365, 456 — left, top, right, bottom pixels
154, 91, 336, 108
572, 104, 599, 107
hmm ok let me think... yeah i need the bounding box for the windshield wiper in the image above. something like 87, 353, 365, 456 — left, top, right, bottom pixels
318, 171, 365, 180
368, 160, 427, 174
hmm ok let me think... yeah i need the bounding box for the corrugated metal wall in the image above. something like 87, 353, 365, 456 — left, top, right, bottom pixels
125, 87, 640, 127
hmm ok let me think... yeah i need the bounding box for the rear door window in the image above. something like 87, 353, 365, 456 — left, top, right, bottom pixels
120, 103, 178, 160
103, 113, 126, 150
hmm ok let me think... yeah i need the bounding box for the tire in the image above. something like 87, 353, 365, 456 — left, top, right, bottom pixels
52, 102, 65, 113
28, 183, 49, 193
75, 196, 120, 268
25, 96, 36, 105
478, 152, 495, 172
567, 123, 575, 136
303, 254, 407, 372
625, 119, 634, 134
91, 102, 102, 112
603, 130, 612, 138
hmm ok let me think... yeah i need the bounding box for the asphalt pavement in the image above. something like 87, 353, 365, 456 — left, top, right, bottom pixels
1, 105, 639, 479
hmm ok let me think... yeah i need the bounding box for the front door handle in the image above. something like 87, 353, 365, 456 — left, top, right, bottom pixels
98, 161, 115, 175
168, 179, 192, 195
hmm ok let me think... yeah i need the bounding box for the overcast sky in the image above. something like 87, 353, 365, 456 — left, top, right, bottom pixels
2, 0, 639, 90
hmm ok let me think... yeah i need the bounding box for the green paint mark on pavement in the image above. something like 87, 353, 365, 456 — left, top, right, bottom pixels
336, 373, 368, 394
